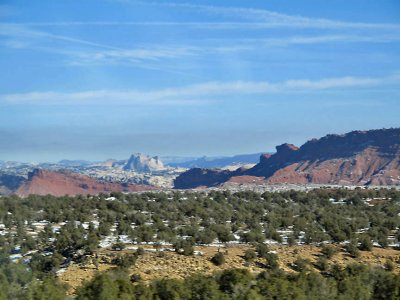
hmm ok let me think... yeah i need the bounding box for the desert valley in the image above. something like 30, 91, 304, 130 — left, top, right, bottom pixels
1, 0, 400, 299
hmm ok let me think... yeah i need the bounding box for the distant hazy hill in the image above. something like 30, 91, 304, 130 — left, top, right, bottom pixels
58, 159, 94, 167
166, 153, 263, 168
175, 128, 400, 189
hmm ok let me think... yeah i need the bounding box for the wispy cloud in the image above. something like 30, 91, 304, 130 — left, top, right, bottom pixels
5, 19, 400, 31
261, 34, 400, 45
2, 74, 398, 105
0, 23, 197, 73
2, 22, 398, 70
0, 90, 207, 106
3, 39, 30, 49
114, 1, 400, 30
3, 1, 400, 31
70, 46, 198, 65
0, 23, 120, 50
54, 34, 400, 67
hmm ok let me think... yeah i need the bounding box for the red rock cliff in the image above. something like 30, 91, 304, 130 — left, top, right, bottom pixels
174, 128, 400, 188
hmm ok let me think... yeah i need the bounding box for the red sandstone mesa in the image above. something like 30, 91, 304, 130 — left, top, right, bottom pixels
16, 169, 155, 197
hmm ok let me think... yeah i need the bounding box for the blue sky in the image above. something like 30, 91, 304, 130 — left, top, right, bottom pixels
0, 0, 399, 162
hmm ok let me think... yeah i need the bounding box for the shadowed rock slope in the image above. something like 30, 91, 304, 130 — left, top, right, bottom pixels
0, 174, 25, 195
174, 128, 400, 188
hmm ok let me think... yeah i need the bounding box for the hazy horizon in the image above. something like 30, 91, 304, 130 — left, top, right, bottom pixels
1, 0, 400, 162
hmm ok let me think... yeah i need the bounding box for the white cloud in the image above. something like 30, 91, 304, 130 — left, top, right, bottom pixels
1, 74, 398, 105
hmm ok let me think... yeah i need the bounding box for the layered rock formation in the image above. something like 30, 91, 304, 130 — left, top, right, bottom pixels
123, 153, 165, 172
174, 128, 400, 188
15, 169, 155, 197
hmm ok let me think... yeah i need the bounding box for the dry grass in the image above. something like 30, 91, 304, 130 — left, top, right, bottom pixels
58, 244, 400, 295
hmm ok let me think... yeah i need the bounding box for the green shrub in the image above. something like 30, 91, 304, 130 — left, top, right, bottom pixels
211, 252, 225, 266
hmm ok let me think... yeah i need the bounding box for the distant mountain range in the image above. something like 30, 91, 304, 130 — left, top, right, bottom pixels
0, 152, 263, 173
165, 153, 263, 169
174, 128, 400, 189
57, 159, 94, 167
54, 153, 262, 170
1, 128, 399, 196
0, 151, 263, 196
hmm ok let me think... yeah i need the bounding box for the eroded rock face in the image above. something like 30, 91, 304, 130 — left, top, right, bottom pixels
16, 169, 155, 197
264, 147, 400, 185
174, 128, 400, 188
123, 153, 165, 172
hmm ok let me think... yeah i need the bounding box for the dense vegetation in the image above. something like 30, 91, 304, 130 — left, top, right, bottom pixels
2, 188, 400, 252
75, 264, 400, 300
0, 188, 400, 299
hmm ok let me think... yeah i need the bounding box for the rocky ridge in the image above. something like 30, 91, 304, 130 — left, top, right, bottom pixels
174, 128, 400, 188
